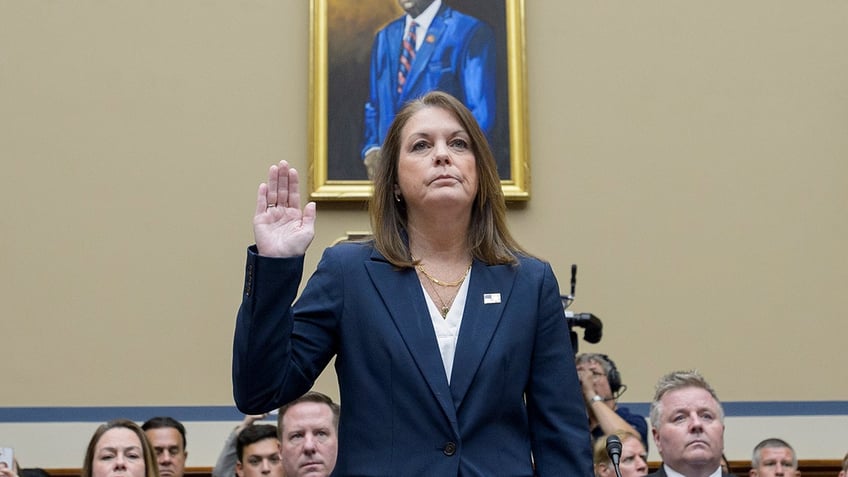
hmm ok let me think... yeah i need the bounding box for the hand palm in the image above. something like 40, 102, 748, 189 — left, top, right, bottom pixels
252, 161, 316, 257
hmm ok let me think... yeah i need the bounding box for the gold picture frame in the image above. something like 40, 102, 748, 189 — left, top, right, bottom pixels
308, 0, 529, 201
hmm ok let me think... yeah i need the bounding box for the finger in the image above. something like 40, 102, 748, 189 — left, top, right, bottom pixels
287, 167, 301, 210
267, 163, 279, 207
277, 160, 291, 207
302, 201, 317, 227
255, 183, 269, 216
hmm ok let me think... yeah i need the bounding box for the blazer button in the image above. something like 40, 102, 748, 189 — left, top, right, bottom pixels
443, 442, 457, 456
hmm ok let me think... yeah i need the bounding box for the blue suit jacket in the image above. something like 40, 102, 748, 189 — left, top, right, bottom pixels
362, 5, 497, 158
233, 242, 593, 476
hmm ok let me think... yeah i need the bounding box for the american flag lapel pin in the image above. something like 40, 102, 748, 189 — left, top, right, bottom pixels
483, 293, 501, 304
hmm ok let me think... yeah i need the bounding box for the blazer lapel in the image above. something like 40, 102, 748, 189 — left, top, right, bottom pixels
449, 261, 516, 409
364, 252, 459, 432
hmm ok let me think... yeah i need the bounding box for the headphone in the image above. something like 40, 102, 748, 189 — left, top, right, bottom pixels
598, 353, 622, 395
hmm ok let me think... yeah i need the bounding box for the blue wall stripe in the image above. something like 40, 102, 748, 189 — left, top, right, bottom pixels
1, 401, 847, 423
623, 400, 848, 418
0, 406, 245, 423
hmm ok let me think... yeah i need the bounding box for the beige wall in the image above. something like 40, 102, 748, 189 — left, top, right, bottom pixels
2, 0, 847, 464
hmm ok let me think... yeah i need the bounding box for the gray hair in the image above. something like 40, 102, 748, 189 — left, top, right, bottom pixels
648, 370, 724, 430
575, 353, 615, 375
751, 438, 797, 468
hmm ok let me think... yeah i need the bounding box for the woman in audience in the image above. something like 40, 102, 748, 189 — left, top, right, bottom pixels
82, 419, 159, 477
593, 430, 649, 477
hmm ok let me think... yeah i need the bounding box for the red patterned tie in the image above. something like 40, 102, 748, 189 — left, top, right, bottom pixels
397, 22, 418, 94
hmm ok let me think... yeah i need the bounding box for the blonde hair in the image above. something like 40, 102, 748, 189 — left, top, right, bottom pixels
592, 430, 644, 476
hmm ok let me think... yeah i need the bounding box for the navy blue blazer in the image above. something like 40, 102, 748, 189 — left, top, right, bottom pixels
233, 242, 593, 476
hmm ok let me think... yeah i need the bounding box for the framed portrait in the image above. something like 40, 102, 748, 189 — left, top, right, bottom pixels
308, 0, 529, 201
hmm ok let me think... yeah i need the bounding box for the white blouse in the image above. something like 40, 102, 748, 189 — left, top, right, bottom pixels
420, 268, 471, 384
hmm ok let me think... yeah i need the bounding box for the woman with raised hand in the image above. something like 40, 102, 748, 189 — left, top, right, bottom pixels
233, 91, 592, 476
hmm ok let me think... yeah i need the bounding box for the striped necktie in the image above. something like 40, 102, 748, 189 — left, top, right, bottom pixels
397, 21, 418, 94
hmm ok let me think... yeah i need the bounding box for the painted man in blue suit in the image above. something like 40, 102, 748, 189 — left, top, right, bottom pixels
362, 0, 497, 177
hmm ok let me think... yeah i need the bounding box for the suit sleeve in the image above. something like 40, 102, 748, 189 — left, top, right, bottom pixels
460, 21, 497, 135
362, 33, 382, 158
232, 246, 341, 414
525, 262, 594, 476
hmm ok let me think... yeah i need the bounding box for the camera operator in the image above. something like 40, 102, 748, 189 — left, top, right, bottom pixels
576, 353, 649, 449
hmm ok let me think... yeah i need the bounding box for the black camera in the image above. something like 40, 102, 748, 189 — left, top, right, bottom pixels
564, 310, 603, 351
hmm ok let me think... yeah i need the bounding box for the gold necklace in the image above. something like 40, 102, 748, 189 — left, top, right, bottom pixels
416, 262, 472, 287
412, 258, 471, 318
426, 281, 454, 318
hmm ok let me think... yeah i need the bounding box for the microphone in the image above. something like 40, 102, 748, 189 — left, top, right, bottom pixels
562, 264, 577, 309
606, 434, 623, 477
570, 264, 577, 298
559, 263, 604, 351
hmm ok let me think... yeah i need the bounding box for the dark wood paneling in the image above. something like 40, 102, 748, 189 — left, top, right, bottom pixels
45, 461, 843, 477
647, 460, 841, 477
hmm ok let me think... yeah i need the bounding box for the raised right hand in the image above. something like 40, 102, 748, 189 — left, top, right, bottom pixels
253, 160, 316, 258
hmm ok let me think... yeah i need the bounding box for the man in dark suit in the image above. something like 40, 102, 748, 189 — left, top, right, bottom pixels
647, 370, 731, 477
142, 417, 188, 477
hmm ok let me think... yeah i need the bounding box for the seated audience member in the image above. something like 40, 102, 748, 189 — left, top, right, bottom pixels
277, 391, 339, 477
82, 419, 159, 477
142, 416, 188, 477
749, 438, 799, 477
593, 430, 648, 477
577, 353, 649, 448
839, 451, 848, 477
648, 370, 729, 477
235, 424, 283, 477
212, 414, 269, 477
